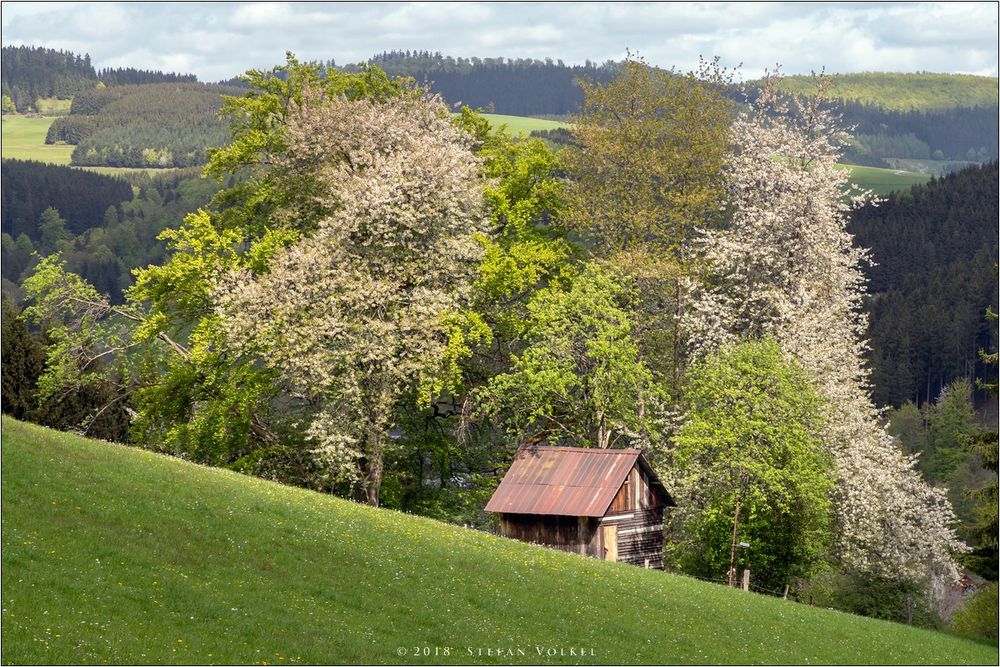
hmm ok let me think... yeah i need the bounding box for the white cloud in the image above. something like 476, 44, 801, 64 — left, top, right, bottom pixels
1, 2, 996, 81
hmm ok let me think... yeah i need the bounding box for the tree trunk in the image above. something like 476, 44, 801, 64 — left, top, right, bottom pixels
355, 430, 385, 507
597, 412, 609, 448
728, 492, 742, 587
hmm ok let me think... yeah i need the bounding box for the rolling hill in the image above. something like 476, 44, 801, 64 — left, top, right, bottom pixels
771, 72, 999, 111
2, 416, 995, 665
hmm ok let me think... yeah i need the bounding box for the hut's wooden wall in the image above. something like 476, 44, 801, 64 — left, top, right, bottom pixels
599, 507, 665, 568
498, 514, 602, 556
608, 465, 665, 514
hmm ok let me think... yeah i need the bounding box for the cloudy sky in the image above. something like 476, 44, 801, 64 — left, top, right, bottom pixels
2, 2, 997, 81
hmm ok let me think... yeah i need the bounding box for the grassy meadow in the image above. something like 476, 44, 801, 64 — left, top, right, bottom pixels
480, 113, 572, 135
837, 163, 931, 195
2, 417, 996, 665
1, 115, 74, 164
1, 114, 178, 176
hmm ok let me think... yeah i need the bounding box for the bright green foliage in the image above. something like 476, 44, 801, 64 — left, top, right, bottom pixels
205, 53, 416, 244
951, 583, 999, 641
563, 56, 731, 255
1, 94, 15, 113
4, 417, 995, 666
120, 59, 423, 473
667, 339, 834, 591
36, 207, 70, 254
375, 110, 574, 517
922, 379, 978, 481
561, 56, 733, 392
21, 55, 427, 488
1, 297, 46, 419
128, 210, 242, 321
479, 264, 657, 449
458, 108, 576, 338
22, 256, 122, 402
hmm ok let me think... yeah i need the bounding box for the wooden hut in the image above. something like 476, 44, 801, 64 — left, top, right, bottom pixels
485, 446, 673, 568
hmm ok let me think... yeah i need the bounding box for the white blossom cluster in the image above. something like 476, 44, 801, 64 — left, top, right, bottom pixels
215, 90, 488, 494
683, 84, 967, 582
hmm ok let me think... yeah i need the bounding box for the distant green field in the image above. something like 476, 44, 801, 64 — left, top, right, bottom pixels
1, 115, 73, 164
480, 113, 571, 135
839, 163, 931, 195
2, 417, 996, 665
771, 72, 999, 111
1, 115, 177, 177
882, 157, 979, 176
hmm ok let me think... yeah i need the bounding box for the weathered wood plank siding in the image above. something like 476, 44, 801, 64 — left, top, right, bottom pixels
499, 514, 603, 556
601, 507, 664, 568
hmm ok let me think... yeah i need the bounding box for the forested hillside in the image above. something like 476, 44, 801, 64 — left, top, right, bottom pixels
840, 101, 997, 165
851, 162, 999, 407
772, 72, 999, 110
45, 83, 241, 167
355, 54, 997, 169
2, 165, 222, 301
353, 51, 619, 115
0, 159, 133, 239
1, 45, 196, 112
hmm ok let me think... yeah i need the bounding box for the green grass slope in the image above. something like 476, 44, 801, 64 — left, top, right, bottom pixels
1, 115, 176, 176
771, 72, 999, 111
480, 113, 571, 135
839, 163, 931, 195
1, 115, 73, 164
2, 417, 995, 665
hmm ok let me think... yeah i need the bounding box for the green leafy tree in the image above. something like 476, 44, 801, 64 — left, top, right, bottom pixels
214, 87, 488, 506
561, 55, 733, 390
923, 379, 977, 481
23, 55, 425, 489
666, 339, 834, 591
1, 297, 46, 419
478, 264, 658, 449
887, 401, 927, 455
37, 207, 71, 255
379, 110, 575, 521
951, 583, 998, 640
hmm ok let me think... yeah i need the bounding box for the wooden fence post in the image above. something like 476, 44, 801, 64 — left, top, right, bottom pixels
742, 569, 750, 592
783, 584, 789, 600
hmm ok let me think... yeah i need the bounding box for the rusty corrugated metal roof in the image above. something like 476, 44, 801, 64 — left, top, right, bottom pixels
484, 446, 641, 517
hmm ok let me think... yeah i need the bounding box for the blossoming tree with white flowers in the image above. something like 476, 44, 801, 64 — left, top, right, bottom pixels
682, 76, 967, 583
215, 89, 489, 505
